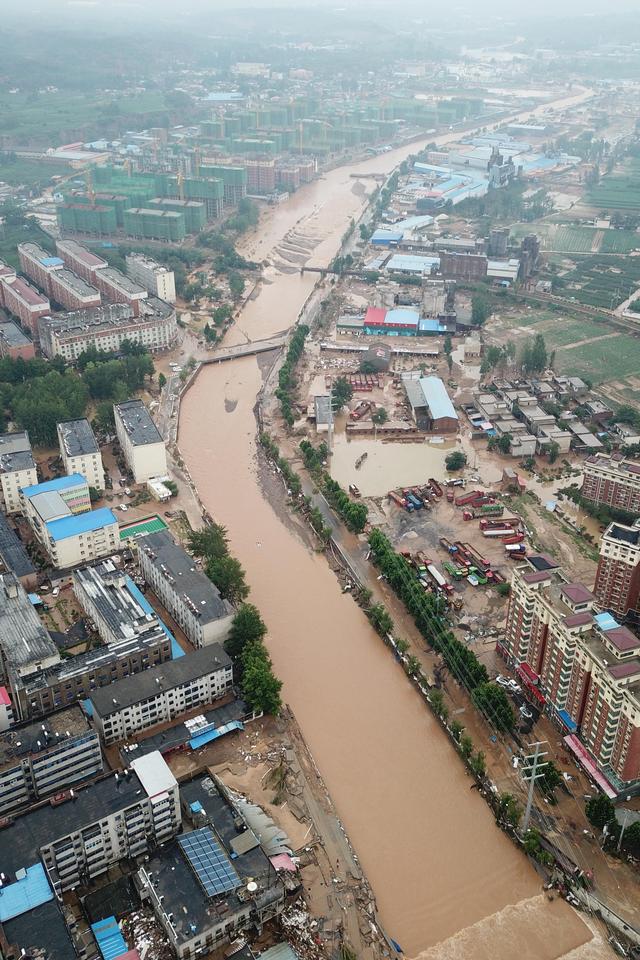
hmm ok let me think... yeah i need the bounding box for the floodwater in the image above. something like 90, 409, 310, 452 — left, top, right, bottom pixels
178, 84, 610, 959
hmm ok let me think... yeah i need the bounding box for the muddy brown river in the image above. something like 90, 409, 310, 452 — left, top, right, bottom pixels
179, 88, 613, 958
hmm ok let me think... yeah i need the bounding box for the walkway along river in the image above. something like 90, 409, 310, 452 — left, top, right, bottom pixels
177, 88, 613, 959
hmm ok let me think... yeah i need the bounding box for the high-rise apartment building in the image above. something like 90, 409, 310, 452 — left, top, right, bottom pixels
594, 520, 640, 618
582, 453, 640, 513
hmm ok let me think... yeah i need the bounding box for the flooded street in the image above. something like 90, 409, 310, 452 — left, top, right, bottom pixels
178, 85, 609, 959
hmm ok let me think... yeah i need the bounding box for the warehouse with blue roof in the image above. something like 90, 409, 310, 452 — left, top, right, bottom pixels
404, 376, 459, 432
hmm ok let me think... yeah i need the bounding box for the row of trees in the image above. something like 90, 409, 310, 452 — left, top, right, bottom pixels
260, 434, 330, 543
188, 525, 281, 715
276, 324, 309, 426
299, 440, 368, 533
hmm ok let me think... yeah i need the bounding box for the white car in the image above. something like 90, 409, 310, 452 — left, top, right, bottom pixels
519, 704, 533, 720
118, 504, 129, 512
495, 675, 511, 688
508, 680, 522, 693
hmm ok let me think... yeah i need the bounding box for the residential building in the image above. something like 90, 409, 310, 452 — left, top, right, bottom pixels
137, 773, 285, 959
0, 706, 102, 815
0, 511, 37, 590
0, 274, 51, 337
594, 521, 640, 618
244, 158, 276, 194
73, 559, 169, 650
0, 320, 35, 361
0, 431, 38, 514
125, 253, 176, 303
90, 644, 233, 745
501, 559, 640, 794
582, 453, 640, 513
17, 242, 64, 294
38, 298, 178, 361
91, 266, 148, 316
0, 686, 15, 731
403, 376, 459, 432
55, 238, 108, 283
114, 399, 167, 483
57, 419, 105, 490
48, 268, 101, 312
1, 751, 180, 895
138, 530, 234, 648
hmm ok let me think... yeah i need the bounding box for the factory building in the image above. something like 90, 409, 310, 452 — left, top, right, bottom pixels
1, 751, 180, 895
55, 238, 108, 284
0, 273, 51, 337
91, 266, 148, 315
0, 706, 103, 815
439, 251, 488, 281
138, 530, 234, 649
114, 399, 167, 483
404, 376, 459, 432
49, 268, 101, 312
0, 320, 35, 361
594, 521, 640, 619
57, 418, 105, 490
0, 431, 38, 514
125, 253, 176, 303
38, 298, 177, 361
90, 644, 233, 745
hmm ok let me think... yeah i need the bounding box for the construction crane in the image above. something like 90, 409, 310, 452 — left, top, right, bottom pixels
84, 167, 95, 205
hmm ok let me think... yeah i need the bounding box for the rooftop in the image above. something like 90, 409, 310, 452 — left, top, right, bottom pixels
0, 573, 59, 673
40, 298, 173, 340
19, 242, 62, 269
74, 560, 165, 644
47, 507, 118, 542
98, 267, 147, 298
0, 320, 32, 349
90, 643, 231, 718
58, 419, 100, 458
0, 430, 35, 475
21, 473, 87, 499
52, 269, 100, 300
2, 899, 75, 960
561, 583, 595, 606
56, 239, 108, 269
605, 522, 640, 547
114, 399, 163, 446
2, 277, 50, 308
120, 698, 246, 763
407, 376, 458, 422
0, 704, 92, 772
140, 530, 234, 624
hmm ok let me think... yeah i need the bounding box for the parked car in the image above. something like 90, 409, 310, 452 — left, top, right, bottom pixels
495, 675, 511, 688
519, 704, 533, 719
118, 504, 129, 512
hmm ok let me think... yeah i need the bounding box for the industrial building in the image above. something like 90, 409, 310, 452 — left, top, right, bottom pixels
404, 376, 459, 432
55, 237, 108, 283
123, 208, 186, 243
594, 521, 640, 619
91, 266, 148, 315
38, 298, 177, 361
0, 431, 38, 514
57, 418, 105, 490
137, 773, 286, 958
502, 560, 640, 795
73, 559, 170, 650
90, 643, 233, 745
337, 305, 452, 338
138, 530, 234, 648
0, 272, 51, 337
0, 320, 35, 361
0, 512, 37, 590
20, 474, 119, 569
1, 751, 180, 895
114, 399, 167, 483
0, 705, 103, 815
126, 253, 176, 303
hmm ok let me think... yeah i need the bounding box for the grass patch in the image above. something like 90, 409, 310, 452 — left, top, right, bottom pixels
600, 229, 640, 254
586, 160, 640, 211
0, 155, 72, 188
555, 334, 640, 384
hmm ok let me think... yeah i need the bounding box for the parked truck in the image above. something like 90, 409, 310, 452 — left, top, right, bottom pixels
455, 490, 486, 506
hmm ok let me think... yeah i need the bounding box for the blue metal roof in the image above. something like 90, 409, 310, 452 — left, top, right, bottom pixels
125, 576, 183, 658
21, 473, 86, 499
41, 256, 64, 267
46, 507, 117, 542
189, 720, 244, 750
0, 863, 54, 923
91, 917, 128, 960
557, 709, 577, 733
595, 611, 619, 632
371, 229, 403, 244
418, 377, 458, 422
418, 317, 444, 333
386, 308, 420, 327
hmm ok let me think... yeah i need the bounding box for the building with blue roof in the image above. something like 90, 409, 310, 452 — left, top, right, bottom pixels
404, 376, 459, 432
370, 228, 403, 246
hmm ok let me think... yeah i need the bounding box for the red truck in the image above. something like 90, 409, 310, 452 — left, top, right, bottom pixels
461, 542, 491, 570
455, 489, 485, 506
480, 517, 521, 530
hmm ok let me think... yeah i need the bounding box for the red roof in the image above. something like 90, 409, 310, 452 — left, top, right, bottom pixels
563, 612, 593, 628
517, 662, 539, 684
0, 686, 11, 707
608, 660, 640, 680
604, 626, 640, 653
364, 307, 387, 326
561, 583, 594, 605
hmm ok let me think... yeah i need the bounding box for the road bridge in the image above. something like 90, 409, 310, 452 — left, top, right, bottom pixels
202, 334, 287, 364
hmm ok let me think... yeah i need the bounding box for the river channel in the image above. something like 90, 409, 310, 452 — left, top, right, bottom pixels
178, 89, 612, 958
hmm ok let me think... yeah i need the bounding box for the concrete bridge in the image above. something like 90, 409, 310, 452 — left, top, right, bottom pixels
202, 334, 288, 364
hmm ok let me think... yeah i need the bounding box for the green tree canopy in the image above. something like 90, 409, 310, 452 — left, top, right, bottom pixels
471, 683, 515, 732
226, 603, 267, 662
332, 376, 354, 411
445, 451, 467, 472
585, 794, 615, 829
205, 554, 249, 605
241, 641, 282, 714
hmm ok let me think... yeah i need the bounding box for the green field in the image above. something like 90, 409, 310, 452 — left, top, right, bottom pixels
600, 229, 640, 254
0, 156, 72, 189
586, 160, 640, 211
535, 316, 610, 348
508, 222, 639, 255
555, 335, 640, 385
560, 255, 640, 309
554, 225, 597, 254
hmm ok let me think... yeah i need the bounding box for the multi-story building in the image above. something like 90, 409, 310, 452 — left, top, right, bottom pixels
0, 431, 38, 514
0, 686, 15, 730
55, 238, 108, 283
114, 399, 167, 483
0, 705, 103, 815
244, 158, 276, 194
594, 520, 640, 618
2, 751, 180, 895
582, 453, 640, 513
90, 644, 233, 745
73, 559, 169, 649
38, 298, 177, 361
502, 559, 640, 794
91, 266, 147, 316
20, 474, 118, 569
48, 268, 101, 312
125, 253, 176, 303
0, 320, 35, 361
0, 511, 37, 590
57, 419, 105, 490
0, 274, 51, 337
139, 530, 234, 648
17, 242, 64, 294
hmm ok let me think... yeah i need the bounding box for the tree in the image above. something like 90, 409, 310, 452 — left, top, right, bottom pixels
205, 554, 249, 605
548, 440, 560, 464
93, 401, 115, 433
470, 750, 486, 777
496, 582, 511, 597
472, 682, 515, 732
622, 821, 640, 857
189, 523, 229, 560
332, 376, 353, 411
450, 719, 464, 742
497, 792, 522, 828
158, 372, 167, 390
472, 294, 491, 326
241, 641, 282, 714
226, 603, 267, 661
460, 734, 474, 759
445, 451, 467, 472
367, 602, 394, 636
228, 272, 245, 300
521, 333, 548, 375
537, 759, 563, 801
444, 334, 453, 373
497, 433, 512, 455
372, 407, 388, 425
585, 794, 615, 829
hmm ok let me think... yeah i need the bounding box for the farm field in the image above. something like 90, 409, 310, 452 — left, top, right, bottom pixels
559, 255, 640, 309
0, 156, 72, 189
555, 335, 640, 385
509, 221, 639, 254
585, 159, 640, 211
600, 229, 640, 253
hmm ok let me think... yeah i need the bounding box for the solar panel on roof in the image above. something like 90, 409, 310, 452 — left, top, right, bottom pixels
178, 828, 239, 898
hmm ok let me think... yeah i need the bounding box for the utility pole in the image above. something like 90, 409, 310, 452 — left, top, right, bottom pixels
617, 809, 633, 853
521, 740, 549, 833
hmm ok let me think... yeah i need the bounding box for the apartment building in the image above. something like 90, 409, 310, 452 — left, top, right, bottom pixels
138, 530, 234, 648
57, 418, 105, 490
0, 430, 38, 514
2, 751, 180, 895
125, 252, 176, 303
0, 320, 35, 361
0, 706, 102, 815
0, 512, 37, 590
245, 158, 276, 194
0, 274, 51, 337
18, 242, 64, 294
55, 238, 108, 283
582, 453, 640, 513
49, 268, 101, 312
114, 399, 167, 483
91, 266, 147, 316
38, 299, 177, 361
594, 520, 640, 618
73, 559, 169, 649
502, 559, 640, 794
90, 644, 233, 745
